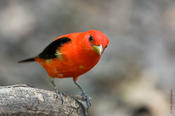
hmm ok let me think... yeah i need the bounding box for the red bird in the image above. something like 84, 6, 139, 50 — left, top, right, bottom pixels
19, 30, 109, 108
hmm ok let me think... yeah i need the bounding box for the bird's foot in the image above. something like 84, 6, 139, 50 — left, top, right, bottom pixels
73, 94, 91, 116
81, 92, 91, 109
55, 89, 64, 104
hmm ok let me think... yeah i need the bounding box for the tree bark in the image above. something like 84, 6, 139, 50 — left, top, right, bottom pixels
0, 84, 86, 116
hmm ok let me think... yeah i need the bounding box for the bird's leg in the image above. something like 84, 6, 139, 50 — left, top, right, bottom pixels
73, 79, 91, 109
49, 78, 64, 103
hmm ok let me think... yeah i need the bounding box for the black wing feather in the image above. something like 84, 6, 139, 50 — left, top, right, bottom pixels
38, 37, 71, 59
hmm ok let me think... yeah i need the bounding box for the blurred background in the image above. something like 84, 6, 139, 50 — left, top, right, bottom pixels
0, 0, 174, 116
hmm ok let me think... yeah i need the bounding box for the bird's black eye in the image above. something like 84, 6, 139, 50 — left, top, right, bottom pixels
89, 35, 93, 41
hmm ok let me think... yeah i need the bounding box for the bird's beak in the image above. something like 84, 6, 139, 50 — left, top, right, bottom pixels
93, 44, 103, 55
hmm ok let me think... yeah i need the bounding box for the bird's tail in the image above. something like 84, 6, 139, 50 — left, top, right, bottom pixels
18, 57, 35, 63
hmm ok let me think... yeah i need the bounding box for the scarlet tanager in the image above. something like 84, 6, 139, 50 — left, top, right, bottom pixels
19, 30, 109, 108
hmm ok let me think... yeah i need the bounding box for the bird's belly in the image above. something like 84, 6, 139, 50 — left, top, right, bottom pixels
38, 57, 100, 78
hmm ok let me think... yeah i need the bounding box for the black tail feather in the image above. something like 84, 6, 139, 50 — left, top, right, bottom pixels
18, 57, 35, 63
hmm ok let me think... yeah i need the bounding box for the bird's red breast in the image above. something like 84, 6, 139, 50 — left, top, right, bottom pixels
34, 30, 109, 81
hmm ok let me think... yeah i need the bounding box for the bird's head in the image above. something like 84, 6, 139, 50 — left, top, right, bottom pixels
85, 30, 109, 56
88, 30, 109, 55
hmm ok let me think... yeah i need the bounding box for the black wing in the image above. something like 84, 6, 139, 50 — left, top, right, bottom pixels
38, 37, 71, 59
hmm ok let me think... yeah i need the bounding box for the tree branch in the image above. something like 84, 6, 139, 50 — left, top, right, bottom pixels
0, 84, 86, 116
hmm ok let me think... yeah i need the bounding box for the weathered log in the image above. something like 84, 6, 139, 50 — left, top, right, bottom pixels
0, 84, 87, 116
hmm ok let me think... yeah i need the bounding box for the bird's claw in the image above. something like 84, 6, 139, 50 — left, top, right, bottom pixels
55, 89, 64, 104
81, 92, 91, 109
